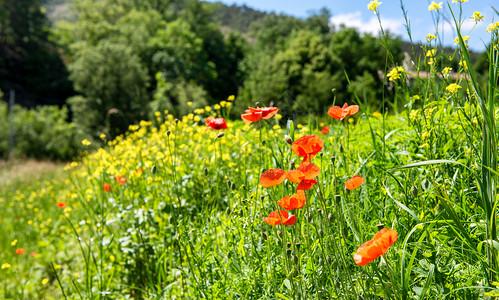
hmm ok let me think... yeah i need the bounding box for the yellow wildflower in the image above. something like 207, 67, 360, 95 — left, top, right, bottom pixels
446, 83, 462, 94
459, 60, 467, 70
81, 139, 91, 146
214, 104, 221, 110
426, 34, 436, 42
428, 1, 442, 11
452, 0, 468, 3
471, 11, 484, 22
204, 106, 211, 112
426, 49, 437, 57
227, 95, 235, 101
454, 35, 469, 45
487, 22, 499, 33
1, 263, 11, 269
10, 239, 17, 246
187, 101, 192, 107
367, 0, 382, 13
442, 67, 452, 75
42, 278, 49, 285
387, 66, 404, 81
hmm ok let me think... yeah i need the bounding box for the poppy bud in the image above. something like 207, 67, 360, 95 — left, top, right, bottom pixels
204, 168, 209, 176
339, 144, 344, 153
217, 132, 225, 138
231, 182, 236, 190
151, 165, 156, 174
227, 180, 232, 189
261, 232, 267, 241
319, 152, 324, 157
261, 140, 266, 145
255, 102, 260, 107
260, 195, 265, 201
331, 156, 336, 164
411, 186, 418, 197
286, 248, 292, 256
328, 213, 334, 222
295, 242, 301, 250
166, 130, 171, 136
308, 213, 313, 222
174, 119, 179, 124
278, 230, 283, 238
287, 242, 291, 248
332, 88, 337, 93
169, 215, 176, 226
241, 185, 246, 190
285, 135, 293, 145
377, 223, 385, 231
335, 195, 341, 205
225, 207, 231, 214
422, 179, 430, 191
317, 209, 323, 215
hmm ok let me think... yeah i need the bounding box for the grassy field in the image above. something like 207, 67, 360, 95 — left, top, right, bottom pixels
1, 2, 498, 299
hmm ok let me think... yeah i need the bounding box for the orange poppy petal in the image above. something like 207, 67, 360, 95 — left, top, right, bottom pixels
291, 135, 324, 161
286, 169, 305, 183
345, 175, 364, 190
260, 107, 279, 119
283, 214, 296, 225
260, 169, 286, 187
241, 112, 262, 124
277, 196, 293, 210
354, 228, 398, 266
327, 106, 344, 120
345, 105, 359, 116
297, 163, 320, 180
297, 179, 317, 191
290, 191, 306, 209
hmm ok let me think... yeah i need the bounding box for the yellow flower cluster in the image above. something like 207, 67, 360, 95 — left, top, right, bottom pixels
454, 35, 469, 45
387, 66, 404, 81
487, 22, 499, 33
428, 1, 442, 11
367, 0, 382, 13
452, 0, 468, 3
446, 83, 462, 94
471, 11, 484, 22
426, 34, 436, 42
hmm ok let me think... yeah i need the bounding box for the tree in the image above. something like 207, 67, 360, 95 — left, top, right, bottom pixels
0, 0, 72, 106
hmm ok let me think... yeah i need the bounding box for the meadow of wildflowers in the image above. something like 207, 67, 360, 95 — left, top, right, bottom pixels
1, 0, 499, 299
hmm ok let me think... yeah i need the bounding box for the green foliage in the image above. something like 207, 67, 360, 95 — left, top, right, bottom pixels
0, 102, 80, 160
0, 0, 72, 106
68, 41, 150, 137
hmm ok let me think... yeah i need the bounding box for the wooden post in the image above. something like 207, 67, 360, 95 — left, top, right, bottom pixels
9, 89, 14, 160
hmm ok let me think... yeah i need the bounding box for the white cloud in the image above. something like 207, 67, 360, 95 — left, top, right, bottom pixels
330, 11, 405, 36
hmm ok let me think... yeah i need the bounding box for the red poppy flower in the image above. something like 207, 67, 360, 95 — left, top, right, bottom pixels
136, 168, 143, 174
345, 175, 365, 190
278, 191, 306, 210
205, 117, 228, 130
15, 248, 25, 255
354, 228, 398, 266
116, 175, 128, 185
57, 202, 67, 208
297, 179, 318, 191
328, 103, 360, 120
320, 126, 330, 135
30, 252, 37, 257
103, 183, 111, 192
260, 169, 286, 187
241, 107, 279, 124
291, 135, 324, 164
262, 210, 296, 226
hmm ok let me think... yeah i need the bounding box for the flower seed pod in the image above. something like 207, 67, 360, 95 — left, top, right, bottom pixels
285, 135, 293, 145
166, 130, 171, 136
295, 242, 301, 251
261, 232, 268, 241
217, 132, 225, 138
151, 165, 157, 174
422, 179, 430, 191
411, 186, 418, 197
204, 168, 209, 176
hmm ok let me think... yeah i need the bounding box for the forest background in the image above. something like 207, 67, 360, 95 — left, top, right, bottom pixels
0, 0, 487, 161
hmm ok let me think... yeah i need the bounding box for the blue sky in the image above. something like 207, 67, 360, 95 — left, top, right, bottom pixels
205, 0, 497, 52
